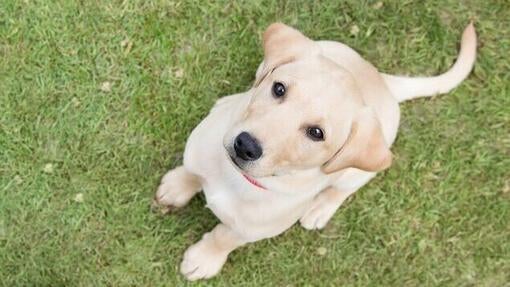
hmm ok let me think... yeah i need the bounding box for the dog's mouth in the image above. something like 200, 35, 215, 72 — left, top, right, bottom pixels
228, 155, 266, 190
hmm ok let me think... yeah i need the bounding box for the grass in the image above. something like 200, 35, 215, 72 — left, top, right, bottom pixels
1, 0, 509, 286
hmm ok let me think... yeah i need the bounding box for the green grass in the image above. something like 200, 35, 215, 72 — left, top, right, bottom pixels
1, 0, 509, 286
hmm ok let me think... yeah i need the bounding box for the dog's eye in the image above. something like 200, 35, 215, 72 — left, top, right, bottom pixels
272, 82, 286, 98
307, 127, 324, 141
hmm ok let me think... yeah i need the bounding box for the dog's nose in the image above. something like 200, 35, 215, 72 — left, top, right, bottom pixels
234, 132, 262, 161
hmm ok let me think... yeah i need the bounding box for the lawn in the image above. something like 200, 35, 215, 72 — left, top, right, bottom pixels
1, 0, 509, 286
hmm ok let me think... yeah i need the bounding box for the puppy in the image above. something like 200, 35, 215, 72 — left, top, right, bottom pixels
154, 22, 476, 280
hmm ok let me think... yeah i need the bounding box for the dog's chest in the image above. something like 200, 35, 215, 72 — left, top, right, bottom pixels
201, 178, 309, 240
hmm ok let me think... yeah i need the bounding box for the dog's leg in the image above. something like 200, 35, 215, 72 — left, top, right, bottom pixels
299, 186, 358, 230
153, 166, 202, 213
181, 224, 246, 280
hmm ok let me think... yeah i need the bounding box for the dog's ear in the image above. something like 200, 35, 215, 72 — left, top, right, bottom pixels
255, 23, 319, 85
322, 107, 393, 174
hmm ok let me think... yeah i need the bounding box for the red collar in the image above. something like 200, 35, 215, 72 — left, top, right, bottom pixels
242, 174, 266, 190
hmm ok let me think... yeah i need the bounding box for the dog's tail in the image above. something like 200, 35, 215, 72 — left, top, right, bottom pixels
382, 22, 477, 103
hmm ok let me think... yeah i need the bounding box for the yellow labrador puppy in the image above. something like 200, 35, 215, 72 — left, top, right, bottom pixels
154, 22, 476, 280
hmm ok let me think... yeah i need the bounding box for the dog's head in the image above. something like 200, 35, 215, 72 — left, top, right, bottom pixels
224, 23, 392, 179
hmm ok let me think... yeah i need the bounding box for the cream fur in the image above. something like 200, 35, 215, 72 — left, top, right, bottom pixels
154, 22, 477, 280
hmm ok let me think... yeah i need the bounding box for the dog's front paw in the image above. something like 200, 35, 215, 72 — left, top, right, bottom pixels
300, 188, 344, 230
180, 238, 229, 281
300, 202, 338, 230
152, 166, 200, 213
